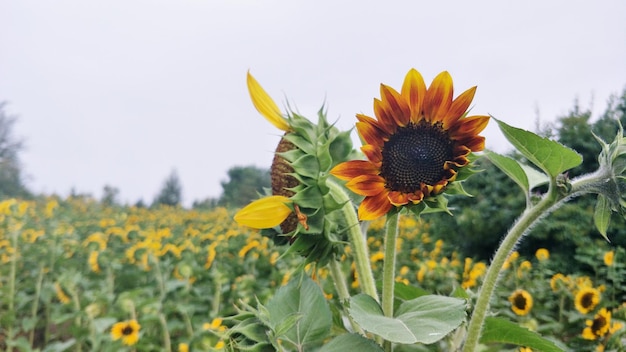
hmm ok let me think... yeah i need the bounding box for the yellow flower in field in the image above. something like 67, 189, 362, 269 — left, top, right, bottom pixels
370, 251, 385, 263
503, 251, 519, 270
582, 308, 612, 340
509, 289, 533, 316
111, 319, 141, 346
54, 282, 71, 304
178, 342, 189, 352
535, 248, 549, 261
203, 318, 227, 332
519, 348, 532, 352
416, 266, 427, 283
331, 69, 489, 220
44, 199, 58, 218
399, 265, 410, 276
205, 243, 218, 269
516, 260, 532, 278
88, 251, 101, 273
575, 287, 601, 314
550, 273, 568, 292
238, 240, 260, 258
215, 340, 226, 349
603, 250, 614, 266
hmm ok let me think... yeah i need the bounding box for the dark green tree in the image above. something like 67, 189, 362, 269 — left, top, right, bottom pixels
153, 169, 183, 207
219, 165, 270, 208
0, 102, 30, 199
101, 185, 120, 206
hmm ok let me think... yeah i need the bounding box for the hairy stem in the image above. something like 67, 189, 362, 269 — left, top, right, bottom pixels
328, 180, 379, 301
382, 211, 400, 352
328, 259, 364, 334
463, 184, 559, 352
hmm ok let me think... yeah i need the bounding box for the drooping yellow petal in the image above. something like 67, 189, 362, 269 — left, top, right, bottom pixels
234, 195, 292, 229
246, 71, 291, 131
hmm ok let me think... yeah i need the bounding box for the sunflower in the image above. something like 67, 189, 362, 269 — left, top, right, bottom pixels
234, 71, 355, 264
331, 69, 489, 220
111, 319, 141, 346
575, 287, 601, 314
603, 250, 614, 266
508, 289, 533, 316
535, 248, 550, 261
582, 308, 612, 340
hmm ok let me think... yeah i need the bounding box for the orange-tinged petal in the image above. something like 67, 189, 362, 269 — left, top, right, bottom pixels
346, 174, 386, 196
356, 114, 387, 146
407, 191, 424, 204
444, 86, 476, 127
451, 115, 490, 137
247, 71, 291, 132
330, 160, 379, 181
401, 68, 427, 123
460, 136, 486, 151
361, 144, 382, 165
358, 192, 393, 221
388, 191, 409, 206
373, 98, 397, 135
424, 71, 454, 123
234, 196, 292, 229
380, 84, 411, 127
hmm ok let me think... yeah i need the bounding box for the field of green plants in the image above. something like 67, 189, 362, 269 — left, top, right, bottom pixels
0, 196, 624, 351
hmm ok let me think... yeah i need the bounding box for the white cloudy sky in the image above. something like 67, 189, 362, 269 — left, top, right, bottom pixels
1, 1, 625, 206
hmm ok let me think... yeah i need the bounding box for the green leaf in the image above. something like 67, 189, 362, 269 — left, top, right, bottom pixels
349, 294, 466, 344
266, 275, 332, 348
318, 333, 383, 352
494, 118, 582, 178
594, 194, 611, 241
42, 339, 76, 352
92, 317, 117, 333
486, 151, 529, 193
480, 317, 564, 352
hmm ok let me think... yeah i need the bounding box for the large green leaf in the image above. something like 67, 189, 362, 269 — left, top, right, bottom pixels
480, 317, 564, 351
266, 275, 332, 349
349, 294, 465, 344
594, 194, 611, 241
494, 118, 582, 178
486, 151, 529, 194
318, 333, 383, 352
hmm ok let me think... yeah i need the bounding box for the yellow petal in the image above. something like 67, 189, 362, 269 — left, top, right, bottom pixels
234, 196, 292, 229
246, 71, 291, 131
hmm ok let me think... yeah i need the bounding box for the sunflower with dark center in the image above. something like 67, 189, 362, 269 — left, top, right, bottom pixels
582, 308, 612, 340
331, 69, 489, 220
508, 289, 533, 316
111, 319, 141, 346
575, 287, 601, 315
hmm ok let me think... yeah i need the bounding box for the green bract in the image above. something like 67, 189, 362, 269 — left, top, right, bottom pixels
262, 108, 356, 265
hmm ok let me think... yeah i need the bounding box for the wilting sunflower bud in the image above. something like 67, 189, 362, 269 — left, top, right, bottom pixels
234, 72, 355, 264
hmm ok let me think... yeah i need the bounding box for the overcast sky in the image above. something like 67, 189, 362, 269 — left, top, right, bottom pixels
1, 1, 625, 206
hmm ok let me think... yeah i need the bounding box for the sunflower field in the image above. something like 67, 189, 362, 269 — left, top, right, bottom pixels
0, 195, 624, 352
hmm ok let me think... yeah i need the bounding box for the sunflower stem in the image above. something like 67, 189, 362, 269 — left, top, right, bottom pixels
328, 258, 365, 335
382, 211, 400, 352
328, 180, 379, 301
463, 182, 560, 352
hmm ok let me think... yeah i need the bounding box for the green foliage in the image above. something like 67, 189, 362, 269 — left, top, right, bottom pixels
348, 294, 466, 345
218, 165, 270, 207
153, 169, 183, 207
0, 102, 30, 199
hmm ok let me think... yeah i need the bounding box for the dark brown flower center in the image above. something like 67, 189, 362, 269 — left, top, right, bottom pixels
581, 292, 594, 308
271, 134, 300, 234
591, 316, 607, 334
122, 326, 134, 335
380, 121, 454, 192
513, 294, 527, 310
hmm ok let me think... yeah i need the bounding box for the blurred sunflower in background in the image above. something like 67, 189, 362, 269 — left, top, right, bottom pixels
331, 69, 489, 220
508, 289, 533, 316
111, 319, 141, 346
575, 287, 601, 315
